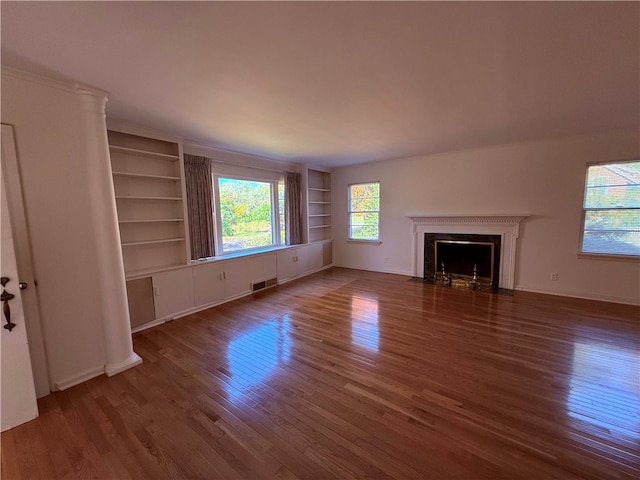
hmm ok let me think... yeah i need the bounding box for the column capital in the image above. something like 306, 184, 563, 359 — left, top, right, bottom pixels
74, 84, 109, 115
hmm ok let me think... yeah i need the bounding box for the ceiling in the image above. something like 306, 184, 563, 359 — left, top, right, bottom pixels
2, 1, 638, 168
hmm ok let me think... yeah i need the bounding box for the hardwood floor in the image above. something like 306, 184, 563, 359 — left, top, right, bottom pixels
2, 267, 639, 479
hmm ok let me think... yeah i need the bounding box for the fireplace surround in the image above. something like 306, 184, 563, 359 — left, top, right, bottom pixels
407, 215, 529, 290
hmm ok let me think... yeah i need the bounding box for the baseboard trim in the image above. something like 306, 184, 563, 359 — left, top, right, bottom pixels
131, 317, 166, 334
53, 351, 144, 390
105, 352, 143, 377
514, 286, 640, 306
53, 366, 105, 391
278, 264, 334, 285
332, 263, 413, 277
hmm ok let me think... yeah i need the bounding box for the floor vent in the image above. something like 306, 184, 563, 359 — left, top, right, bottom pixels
252, 278, 277, 292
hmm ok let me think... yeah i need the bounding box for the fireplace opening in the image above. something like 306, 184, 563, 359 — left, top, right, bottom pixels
436, 240, 494, 282
424, 233, 501, 291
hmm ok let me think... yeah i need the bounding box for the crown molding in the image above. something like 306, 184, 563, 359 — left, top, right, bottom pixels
74, 83, 109, 99
2, 66, 109, 98
2, 66, 75, 93
106, 120, 182, 144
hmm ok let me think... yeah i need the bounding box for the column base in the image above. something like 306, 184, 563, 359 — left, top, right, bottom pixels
104, 352, 143, 377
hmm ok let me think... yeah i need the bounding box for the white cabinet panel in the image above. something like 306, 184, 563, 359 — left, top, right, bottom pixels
222, 257, 250, 299
304, 243, 323, 273
247, 253, 277, 284
192, 262, 224, 307
153, 268, 194, 319
277, 248, 299, 281
151, 249, 322, 323
126, 278, 155, 328
278, 245, 323, 282
192, 258, 249, 308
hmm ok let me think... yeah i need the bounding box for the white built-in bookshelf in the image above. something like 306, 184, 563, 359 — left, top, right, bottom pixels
307, 168, 332, 243
108, 130, 190, 277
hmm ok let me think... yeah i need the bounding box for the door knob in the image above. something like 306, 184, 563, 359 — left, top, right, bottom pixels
19, 282, 27, 290
0, 277, 16, 332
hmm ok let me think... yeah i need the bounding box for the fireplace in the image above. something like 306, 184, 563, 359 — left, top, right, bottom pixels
407, 215, 529, 291
424, 233, 501, 291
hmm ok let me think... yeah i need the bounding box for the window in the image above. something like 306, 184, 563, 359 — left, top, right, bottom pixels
349, 182, 380, 241
580, 160, 640, 256
216, 177, 282, 253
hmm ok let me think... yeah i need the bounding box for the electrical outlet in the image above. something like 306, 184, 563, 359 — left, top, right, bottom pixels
550, 273, 559, 281
384, 257, 389, 263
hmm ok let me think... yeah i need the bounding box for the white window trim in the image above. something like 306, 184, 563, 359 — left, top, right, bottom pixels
213, 174, 283, 256
578, 159, 640, 260
348, 181, 380, 242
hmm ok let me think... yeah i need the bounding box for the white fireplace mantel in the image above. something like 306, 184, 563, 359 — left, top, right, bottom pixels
407, 214, 530, 289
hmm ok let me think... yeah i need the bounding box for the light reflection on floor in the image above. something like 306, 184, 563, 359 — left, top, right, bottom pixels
351, 295, 380, 352
568, 341, 640, 438
226, 314, 292, 400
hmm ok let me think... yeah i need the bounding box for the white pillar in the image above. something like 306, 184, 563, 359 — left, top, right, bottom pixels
74, 85, 142, 376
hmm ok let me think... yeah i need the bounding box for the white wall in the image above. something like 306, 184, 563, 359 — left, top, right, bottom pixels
1, 71, 107, 387
333, 129, 640, 305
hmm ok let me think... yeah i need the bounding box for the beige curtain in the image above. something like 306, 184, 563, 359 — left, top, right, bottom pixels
184, 154, 215, 259
285, 171, 302, 245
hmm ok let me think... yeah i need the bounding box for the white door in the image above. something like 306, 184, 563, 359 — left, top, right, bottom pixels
1, 125, 39, 431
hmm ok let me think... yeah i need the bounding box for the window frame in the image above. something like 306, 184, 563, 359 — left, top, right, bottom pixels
213, 174, 283, 256
578, 159, 640, 259
348, 181, 380, 243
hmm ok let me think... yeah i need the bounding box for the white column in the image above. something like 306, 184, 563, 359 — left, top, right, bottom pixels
74, 85, 142, 376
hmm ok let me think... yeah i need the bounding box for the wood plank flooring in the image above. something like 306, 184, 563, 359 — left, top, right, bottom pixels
2, 267, 639, 479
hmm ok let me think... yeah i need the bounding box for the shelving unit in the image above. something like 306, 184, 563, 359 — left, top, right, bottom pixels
108, 130, 189, 276
121, 238, 185, 247
119, 219, 184, 224
307, 168, 332, 243
113, 172, 181, 180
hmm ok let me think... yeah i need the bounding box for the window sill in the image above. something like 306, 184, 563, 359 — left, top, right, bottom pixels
347, 239, 382, 245
577, 252, 640, 262
192, 245, 290, 263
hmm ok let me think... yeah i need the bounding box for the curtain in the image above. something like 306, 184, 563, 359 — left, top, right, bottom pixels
285, 171, 302, 245
184, 154, 215, 259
